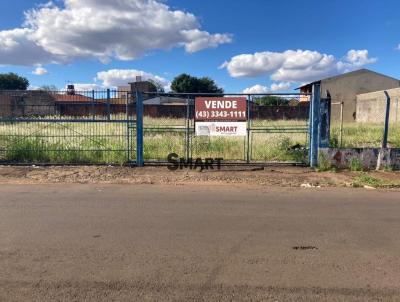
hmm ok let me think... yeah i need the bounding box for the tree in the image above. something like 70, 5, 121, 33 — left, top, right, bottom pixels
171, 73, 223, 94
198, 77, 224, 94
147, 79, 165, 93
0, 73, 29, 90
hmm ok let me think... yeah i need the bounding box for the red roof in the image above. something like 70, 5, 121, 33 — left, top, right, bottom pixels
55, 94, 94, 102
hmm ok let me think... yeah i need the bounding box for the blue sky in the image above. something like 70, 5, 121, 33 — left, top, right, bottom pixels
0, 0, 399, 92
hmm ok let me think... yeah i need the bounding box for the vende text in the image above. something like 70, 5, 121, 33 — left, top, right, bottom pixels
204, 100, 237, 109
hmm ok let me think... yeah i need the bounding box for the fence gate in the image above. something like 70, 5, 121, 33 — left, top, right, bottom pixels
141, 92, 310, 165
0, 90, 135, 165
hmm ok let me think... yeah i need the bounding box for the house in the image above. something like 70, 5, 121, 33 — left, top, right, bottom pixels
116, 86, 130, 100
54, 94, 94, 103
53, 86, 113, 116
297, 69, 399, 122
117, 76, 158, 100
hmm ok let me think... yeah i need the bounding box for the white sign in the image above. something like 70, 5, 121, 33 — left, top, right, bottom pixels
195, 122, 247, 137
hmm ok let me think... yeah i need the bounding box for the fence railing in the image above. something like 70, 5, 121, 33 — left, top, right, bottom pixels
330, 92, 399, 148
0, 90, 311, 165
0, 90, 136, 164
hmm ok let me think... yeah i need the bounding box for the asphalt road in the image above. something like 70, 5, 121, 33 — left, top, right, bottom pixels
1, 184, 400, 301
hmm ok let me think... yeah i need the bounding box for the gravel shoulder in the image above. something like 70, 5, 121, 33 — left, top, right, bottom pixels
0, 165, 399, 188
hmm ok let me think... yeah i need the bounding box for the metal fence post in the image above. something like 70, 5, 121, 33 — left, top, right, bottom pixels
106, 88, 111, 121
136, 91, 144, 167
339, 100, 344, 148
309, 83, 321, 167
91, 90, 95, 119
382, 91, 391, 148
125, 93, 130, 163
308, 95, 313, 162
246, 94, 251, 163
185, 97, 190, 161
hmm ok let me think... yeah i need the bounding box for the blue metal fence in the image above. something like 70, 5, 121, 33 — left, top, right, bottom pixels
0, 89, 312, 166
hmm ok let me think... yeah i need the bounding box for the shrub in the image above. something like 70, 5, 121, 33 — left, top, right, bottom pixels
317, 152, 332, 171
348, 157, 363, 171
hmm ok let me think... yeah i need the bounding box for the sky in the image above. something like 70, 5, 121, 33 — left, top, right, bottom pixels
0, 0, 399, 93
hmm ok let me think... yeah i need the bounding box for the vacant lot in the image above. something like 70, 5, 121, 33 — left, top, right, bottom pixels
1, 116, 399, 164
1, 184, 400, 301
0, 117, 308, 163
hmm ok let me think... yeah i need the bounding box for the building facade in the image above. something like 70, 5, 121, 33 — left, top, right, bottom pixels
298, 69, 399, 122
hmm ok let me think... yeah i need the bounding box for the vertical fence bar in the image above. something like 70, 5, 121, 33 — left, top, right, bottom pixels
246, 94, 251, 163
339, 100, 344, 148
382, 91, 391, 148
106, 88, 111, 121
309, 83, 321, 167
136, 91, 144, 167
185, 96, 190, 160
126, 92, 130, 163
308, 93, 313, 162
91, 90, 95, 119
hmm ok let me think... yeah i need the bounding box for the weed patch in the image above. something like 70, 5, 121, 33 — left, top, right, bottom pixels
352, 173, 400, 188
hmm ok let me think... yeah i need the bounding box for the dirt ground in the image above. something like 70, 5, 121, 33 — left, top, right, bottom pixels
0, 165, 399, 188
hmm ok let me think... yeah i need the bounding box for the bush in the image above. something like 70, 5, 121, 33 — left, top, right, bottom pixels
330, 135, 339, 148
317, 152, 333, 171
348, 157, 363, 171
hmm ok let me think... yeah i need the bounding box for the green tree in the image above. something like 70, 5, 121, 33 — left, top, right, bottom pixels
0, 73, 29, 90
197, 77, 224, 94
171, 73, 223, 94
147, 79, 165, 93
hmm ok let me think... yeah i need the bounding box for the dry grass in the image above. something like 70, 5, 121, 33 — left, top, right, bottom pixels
331, 122, 400, 147
1, 116, 398, 164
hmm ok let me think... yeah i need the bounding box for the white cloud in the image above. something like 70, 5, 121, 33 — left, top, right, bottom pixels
0, 28, 61, 65
73, 68, 170, 90
181, 29, 232, 53
243, 82, 292, 94
221, 49, 377, 83
0, 0, 231, 66
337, 50, 377, 70
270, 82, 291, 91
96, 69, 169, 87
243, 84, 269, 94
32, 66, 48, 75
220, 52, 285, 78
